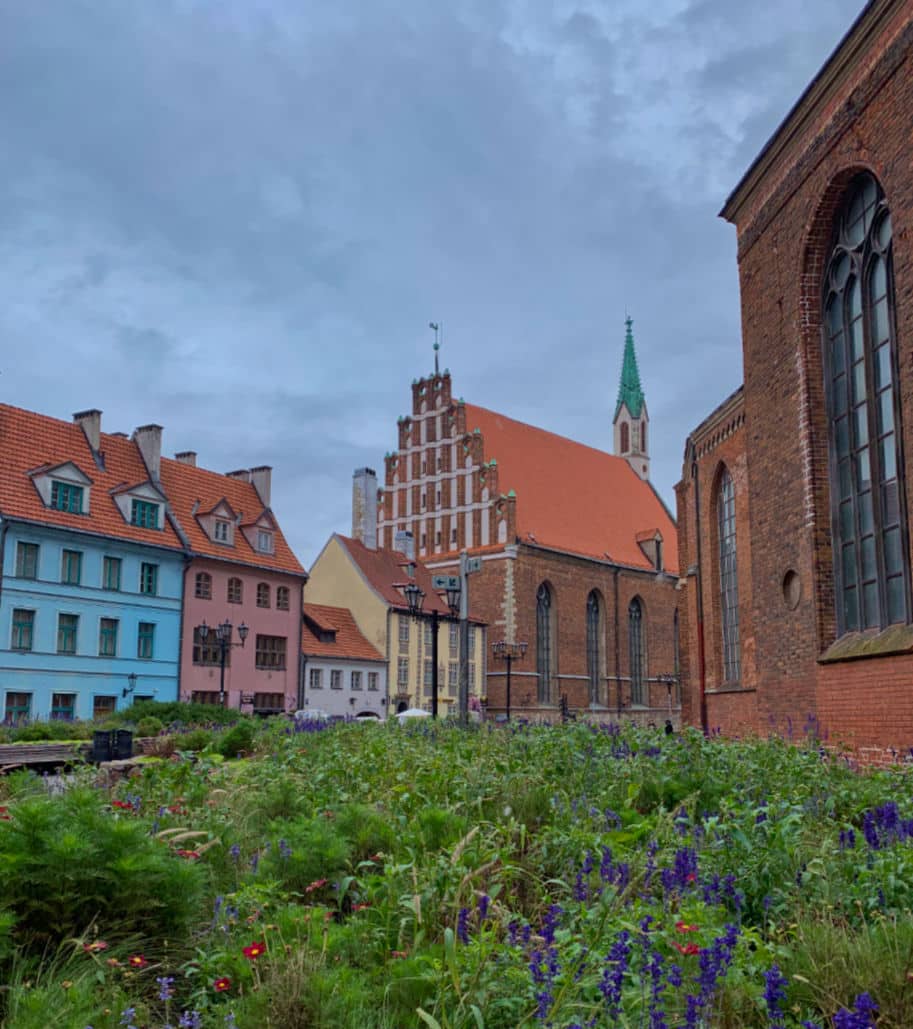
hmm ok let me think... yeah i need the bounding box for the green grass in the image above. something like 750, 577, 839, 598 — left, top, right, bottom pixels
0, 713, 911, 1027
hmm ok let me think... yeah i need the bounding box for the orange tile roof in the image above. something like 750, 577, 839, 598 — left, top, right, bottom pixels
301, 603, 385, 661
336, 534, 487, 622
0, 404, 184, 551
463, 404, 679, 573
159, 458, 305, 576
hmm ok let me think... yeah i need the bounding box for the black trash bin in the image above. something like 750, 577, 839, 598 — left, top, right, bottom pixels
92, 730, 113, 763
113, 729, 134, 760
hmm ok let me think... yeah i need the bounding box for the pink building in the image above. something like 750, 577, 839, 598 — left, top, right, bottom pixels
160, 455, 306, 713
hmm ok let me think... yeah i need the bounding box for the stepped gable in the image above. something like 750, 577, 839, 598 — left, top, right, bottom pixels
0, 403, 183, 550
160, 457, 304, 574
463, 403, 678, 573
301, 603, 385, 661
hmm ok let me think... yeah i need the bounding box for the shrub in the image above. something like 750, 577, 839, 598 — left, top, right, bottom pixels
217, 721, 257, 759
134, 716, 163, 738
334, 803, 398, 862
176, 728, 212, 753
128, 699, 244, 726
10, 723, 56, 742
261, 817, 352, 893
0, 789, 203, 950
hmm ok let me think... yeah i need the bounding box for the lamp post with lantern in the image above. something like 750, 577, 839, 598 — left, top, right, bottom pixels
196, 619, 249, 707
402, 577, 461, 719
491, 640, 527, 721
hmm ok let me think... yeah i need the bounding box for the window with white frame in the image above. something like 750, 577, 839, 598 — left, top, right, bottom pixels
351, 670, 363, 690
309, 668, 323, 689
330, 669, 342, 689
397, 657, 409, 687
367, 672, 379, 691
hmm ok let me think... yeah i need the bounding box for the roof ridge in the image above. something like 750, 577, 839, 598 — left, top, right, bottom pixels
463, 402, 631, 465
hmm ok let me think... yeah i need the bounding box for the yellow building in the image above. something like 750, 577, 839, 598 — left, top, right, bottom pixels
305, 533, 487, 715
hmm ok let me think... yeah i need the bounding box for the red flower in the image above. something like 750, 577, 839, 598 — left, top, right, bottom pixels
305, 878, 328, 893
175, 849, 201, 860
352, 902, 371, 912
112, 800, 133, 811
83, 940, 109, 954
213, 977, 232, 993
128, 954, 148, 968
685, 873, 697, 883
673, 942, 700, 956
675, 921, 699, 933
0, 809, 10, 821
242, 941, 267, 960
391, 950, 409, 959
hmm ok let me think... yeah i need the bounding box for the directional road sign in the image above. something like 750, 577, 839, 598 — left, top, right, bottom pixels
432, 575, 460, 590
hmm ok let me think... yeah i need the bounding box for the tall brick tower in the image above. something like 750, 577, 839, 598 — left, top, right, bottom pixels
613, 317, 650, 481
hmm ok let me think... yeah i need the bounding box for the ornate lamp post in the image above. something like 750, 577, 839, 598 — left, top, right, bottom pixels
403, 579, 461, 719
197, 619, 249, 707
491, 640, 528, 721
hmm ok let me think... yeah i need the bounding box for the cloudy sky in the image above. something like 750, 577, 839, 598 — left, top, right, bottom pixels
1, 0, 865, 565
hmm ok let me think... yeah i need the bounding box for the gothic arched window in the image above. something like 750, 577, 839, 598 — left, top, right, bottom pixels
586, 590, 604, 705
717, 467, 740, 682
641, 420, 647, 452
620, 422, 629, 453
823, 174, 908, 632
628, 597, 645, 705
536, 583, 555, 703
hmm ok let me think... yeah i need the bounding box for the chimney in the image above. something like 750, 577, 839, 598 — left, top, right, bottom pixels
394, 529, 414, 561
133, 424, 163, 482
73, 409, 102, 452
352, 467, 378, 549
175, 451, 197, 466
226, 469, 251, 483
250, 465, 272, 508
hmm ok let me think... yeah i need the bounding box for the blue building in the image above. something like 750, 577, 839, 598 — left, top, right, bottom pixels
0, 408, 186, 722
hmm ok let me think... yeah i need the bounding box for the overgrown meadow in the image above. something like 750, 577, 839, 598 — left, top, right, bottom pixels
1, 708, 911, 1028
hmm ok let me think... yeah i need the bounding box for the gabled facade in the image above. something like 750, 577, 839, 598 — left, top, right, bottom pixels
161, 457, 306, 715
301, 603, 387, 719
0, 406, 185, 721
369, 345, 680, 724
305, 534, 487, 715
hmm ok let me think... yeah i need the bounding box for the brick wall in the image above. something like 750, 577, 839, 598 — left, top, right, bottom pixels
435, 544, 680, 723
699, 3, 913, 759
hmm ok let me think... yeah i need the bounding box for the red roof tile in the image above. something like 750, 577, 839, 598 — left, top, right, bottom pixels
336, 534, 486, 622
159, 458, 305, 576
0, 405, 184, 551
463, 404, 679, 573
301, 603, 384, 661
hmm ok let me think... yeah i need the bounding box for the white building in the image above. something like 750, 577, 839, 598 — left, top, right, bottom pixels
301, 603, 387, 720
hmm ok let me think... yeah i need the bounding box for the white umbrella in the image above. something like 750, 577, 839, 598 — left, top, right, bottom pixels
396, 708, 432, 723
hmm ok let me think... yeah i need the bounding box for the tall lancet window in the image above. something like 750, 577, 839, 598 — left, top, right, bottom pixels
586, 591, 604, 705
628, 598, 645, 705
536, 583, 555, 703
620, 422, 629, 452
823, 174, 908, 633
717, 467, 740, 682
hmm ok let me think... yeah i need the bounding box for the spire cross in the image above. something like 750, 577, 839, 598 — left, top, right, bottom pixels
429, 321, 441, 375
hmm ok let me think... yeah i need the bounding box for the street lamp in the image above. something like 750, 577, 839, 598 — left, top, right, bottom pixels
491, 640, 528, 721
122, 671, 138, 700
197, 619, 249, 707
403, 580, 461, 719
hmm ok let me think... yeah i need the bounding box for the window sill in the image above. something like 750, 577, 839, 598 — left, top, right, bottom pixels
705, 684, 756, 695
818, 623, 913, 664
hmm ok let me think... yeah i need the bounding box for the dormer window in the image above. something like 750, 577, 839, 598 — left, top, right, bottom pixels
51, 481, 84, 514
257, 530, 274, 554
214, 520, 230, 543
131, 499, 160, 529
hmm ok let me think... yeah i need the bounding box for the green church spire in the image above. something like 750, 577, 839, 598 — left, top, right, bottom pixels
614, 315, 645, 420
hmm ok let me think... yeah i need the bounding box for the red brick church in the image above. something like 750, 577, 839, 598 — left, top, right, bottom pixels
676, 0, 913, 761
353, 321, 681, 723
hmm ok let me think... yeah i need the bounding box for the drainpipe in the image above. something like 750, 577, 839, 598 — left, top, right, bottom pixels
176, 554, 192, 703
0, 520, 9, 612
691, 456, 708, 735
613, 565, 621, 719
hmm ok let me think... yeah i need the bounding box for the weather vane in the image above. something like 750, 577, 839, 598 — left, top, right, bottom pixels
429, 321, 442, 375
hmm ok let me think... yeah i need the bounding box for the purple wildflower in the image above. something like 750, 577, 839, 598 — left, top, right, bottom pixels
457, 907, 470, 944
178, 1013, 203, 1029
598, 928, 631, 1020
279, 838, 292, 859
157, 976, 176, 1001
763, 964, 788, 1029
477, 893, 490, 922
229, 843, 241, 862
